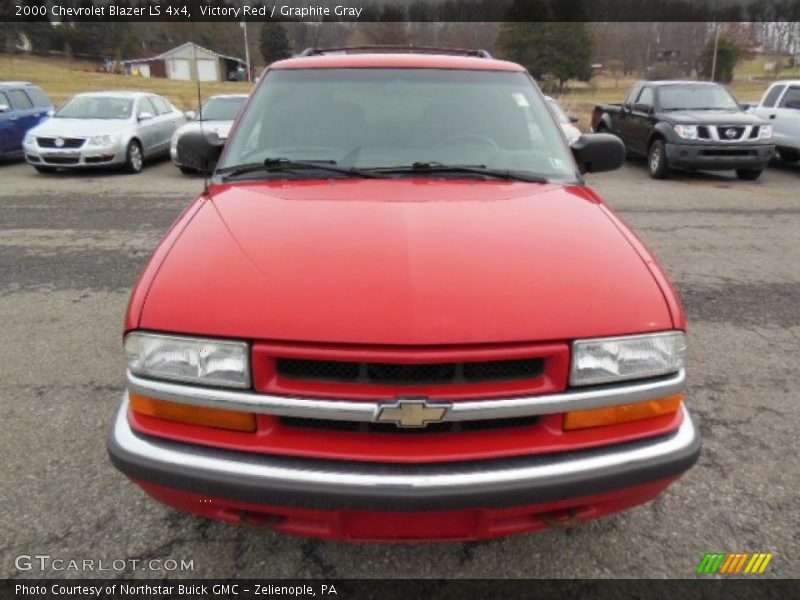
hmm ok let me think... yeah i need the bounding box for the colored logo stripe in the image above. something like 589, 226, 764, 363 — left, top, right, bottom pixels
697, 553, 773, 574
697, 553, 726, 573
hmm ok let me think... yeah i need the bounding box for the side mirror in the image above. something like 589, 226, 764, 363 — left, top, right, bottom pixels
569, 115, 579, 124
138, 111, 154, 121
0, 104, 10, 113
184, 111, 196, 121
176, 129, 225, 174
571, 133, 625, 174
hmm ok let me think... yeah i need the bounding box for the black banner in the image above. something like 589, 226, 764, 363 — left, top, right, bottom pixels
3, 580, 799, 600
2, 0, 800, 23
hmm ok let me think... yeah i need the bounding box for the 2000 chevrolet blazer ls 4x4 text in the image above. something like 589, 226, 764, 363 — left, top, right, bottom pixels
108, 48, 701, 542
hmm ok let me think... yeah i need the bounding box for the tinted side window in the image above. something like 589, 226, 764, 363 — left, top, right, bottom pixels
27, 87, 52, 108
762, 85, 785, 108
8, 90, 33, 110
636, 87, 654, 108
779, 86, 800, 110
151, 96, 172, 115
137, 97, 157, 116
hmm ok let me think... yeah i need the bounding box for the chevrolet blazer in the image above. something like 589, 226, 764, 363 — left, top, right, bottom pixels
108, 47, 701, 542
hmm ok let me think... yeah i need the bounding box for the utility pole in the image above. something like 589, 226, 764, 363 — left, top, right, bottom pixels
710, 23, 720, 82
241, 20, 251, 82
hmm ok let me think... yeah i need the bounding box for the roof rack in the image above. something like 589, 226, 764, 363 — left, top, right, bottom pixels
297, 46, 493, 59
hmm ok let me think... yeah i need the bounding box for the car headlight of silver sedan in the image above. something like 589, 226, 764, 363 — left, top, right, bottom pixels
125, 332, 250, 388
570, 331, 685, 386
89, 134, 115, 147
758, 125, 772, 140
24, 133, 36, 146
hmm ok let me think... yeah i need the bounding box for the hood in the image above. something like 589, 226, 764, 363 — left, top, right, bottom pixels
665, 110, 766, 126
139, 180, 673, 345
175, 120, 234, 140
30, 118, 131, 138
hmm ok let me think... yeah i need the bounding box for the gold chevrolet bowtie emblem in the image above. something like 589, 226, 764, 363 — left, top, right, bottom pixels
376, 398, 451, 428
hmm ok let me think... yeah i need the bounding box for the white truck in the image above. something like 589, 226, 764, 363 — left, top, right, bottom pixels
747, 80, 800, 163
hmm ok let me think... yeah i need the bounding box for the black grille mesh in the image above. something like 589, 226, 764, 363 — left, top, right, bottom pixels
281, 415, 539, 434
277, 357, 544, 386
37, 137, 85, 149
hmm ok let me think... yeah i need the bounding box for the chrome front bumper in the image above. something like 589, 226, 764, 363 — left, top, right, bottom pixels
108, 397, 701, 511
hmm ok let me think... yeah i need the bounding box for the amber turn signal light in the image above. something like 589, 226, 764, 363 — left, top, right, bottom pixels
130, 392, 256, 432
563, 394, 684, 431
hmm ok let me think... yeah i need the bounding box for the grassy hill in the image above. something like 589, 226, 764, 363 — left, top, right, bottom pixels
0, 54, 252, 111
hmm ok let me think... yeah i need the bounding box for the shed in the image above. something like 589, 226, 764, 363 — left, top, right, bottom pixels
123, 43, 246, 82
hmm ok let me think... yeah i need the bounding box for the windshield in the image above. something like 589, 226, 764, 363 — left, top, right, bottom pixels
56, 96, 134, 120
200, 96, 246, 121
546, 97, 571, 125
658, 85, 740, 111
220, 68, 576, 181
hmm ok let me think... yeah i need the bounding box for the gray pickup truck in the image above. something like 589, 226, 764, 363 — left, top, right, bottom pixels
592, 81, 774, 180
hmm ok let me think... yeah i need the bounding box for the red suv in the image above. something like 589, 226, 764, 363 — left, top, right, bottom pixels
108, 48, 700, 542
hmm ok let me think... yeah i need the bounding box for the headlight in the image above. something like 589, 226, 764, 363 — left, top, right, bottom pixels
570, 331, 685, 386
673, 124, 699, 140
758, 125, 772, 140
89, 134, 114, 146
125, 332, 250, 388
24, 134, 35, 145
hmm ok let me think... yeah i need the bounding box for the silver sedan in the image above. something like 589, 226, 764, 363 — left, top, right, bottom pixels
24, 91, 186, 174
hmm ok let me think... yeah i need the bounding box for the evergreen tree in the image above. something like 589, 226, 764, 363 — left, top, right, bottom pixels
260, 21, 291, 65
496, 0, 592, 91
699, 36, 741, 83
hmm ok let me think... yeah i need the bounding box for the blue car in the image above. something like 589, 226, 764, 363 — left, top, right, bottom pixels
0, 82, 54, 159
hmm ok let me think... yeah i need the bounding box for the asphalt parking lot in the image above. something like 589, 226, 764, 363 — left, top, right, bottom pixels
1, 156, 798, 579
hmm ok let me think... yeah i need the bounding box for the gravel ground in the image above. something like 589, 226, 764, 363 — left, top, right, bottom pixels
1, 156, 798, 579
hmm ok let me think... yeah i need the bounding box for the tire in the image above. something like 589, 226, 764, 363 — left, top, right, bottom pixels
736, 168, 763, 181
178, 166, 196, 175
648, 139, 669, 179
779, 149, 800, 163
125, 140, 144, 174
34, 165, 56, 174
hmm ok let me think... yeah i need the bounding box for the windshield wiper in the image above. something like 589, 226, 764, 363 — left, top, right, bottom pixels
369, 162, 549, 183
217, 158, 385, 180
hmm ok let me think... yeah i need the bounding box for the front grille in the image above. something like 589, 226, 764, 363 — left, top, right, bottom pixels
715, 126, 745, 141
698, 126, 711, 139
749, 126, 760, 139
277, 357, 544, 386
37, 137, 85, 149
281, 415, 539, 434
42, 156, 80, 165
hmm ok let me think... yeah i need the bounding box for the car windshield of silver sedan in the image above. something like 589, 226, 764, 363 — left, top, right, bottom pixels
659, 85, 740, 111
56, 96, 134, 120
200, 97, 246, 121
219, 68, 577, 182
